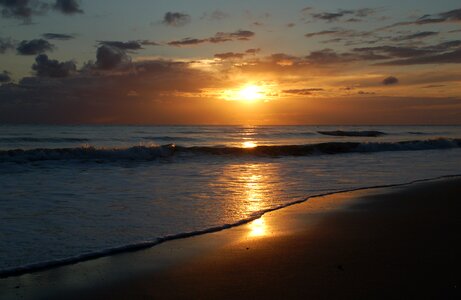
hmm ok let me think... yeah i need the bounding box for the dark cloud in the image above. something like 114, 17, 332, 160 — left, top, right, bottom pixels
0, 0, 49, 22
305, 48, 358, 64
168, 38, 207, 47
353, 46, 433, 59
384, 8, 461, 28
0, 70, 11, 83
162, 12, 191, 27
383, 76, 399, 85
311, 10, 354, 22
32, 54, 76, 77
0, 37, 16, 53
53, 0, 83, 15
391, 31, 438, 42
286, 23, 295, 28
17, 39, 54, 55
168, 30, 255, 47
377, 48, 461, 65
283, 88, 324, 95
42, 33, 75, 40
98, 41, 143, 51
201, 9, 229, 21
139, 40, 160, 46
305, 30, 341, 38
95, 45, 130, 70
214, 52, 245, 60
245, 48, 261, 55
0, 58, 217, 123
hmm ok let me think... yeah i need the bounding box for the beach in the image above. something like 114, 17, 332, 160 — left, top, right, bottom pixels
1, 177, 460, 299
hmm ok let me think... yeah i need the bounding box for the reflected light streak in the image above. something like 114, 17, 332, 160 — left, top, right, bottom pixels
249, 218, 267, 237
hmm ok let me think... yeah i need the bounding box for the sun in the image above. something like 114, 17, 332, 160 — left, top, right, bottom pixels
221, 84, 267, 102
238, 85, 263, 102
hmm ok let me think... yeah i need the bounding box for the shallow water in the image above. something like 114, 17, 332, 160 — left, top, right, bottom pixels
1, 125, 461, 274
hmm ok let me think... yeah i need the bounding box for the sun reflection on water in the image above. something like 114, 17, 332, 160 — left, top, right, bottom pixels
249, 218, 267, 237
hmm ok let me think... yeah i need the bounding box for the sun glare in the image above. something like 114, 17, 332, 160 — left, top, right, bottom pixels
238, 85, 263, 102
242, 141, 257, 148
221, 84, 268, 102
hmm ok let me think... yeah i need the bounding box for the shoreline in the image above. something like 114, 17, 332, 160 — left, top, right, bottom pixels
0, 174, 459, 279
1, 176, 461, 299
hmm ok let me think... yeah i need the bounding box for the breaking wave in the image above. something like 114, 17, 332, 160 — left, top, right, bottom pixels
1, 138, 460, 162
318, 130, 387, 137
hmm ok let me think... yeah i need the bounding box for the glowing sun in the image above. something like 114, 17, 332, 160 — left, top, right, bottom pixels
238, 85, 263, 102
221, 84, 266, 102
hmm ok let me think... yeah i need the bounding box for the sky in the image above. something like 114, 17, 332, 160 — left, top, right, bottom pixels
0, 0, 460, 124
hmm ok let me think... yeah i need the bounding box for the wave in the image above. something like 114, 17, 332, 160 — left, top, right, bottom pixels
0, 137, 90, 143
1, 138, 460, 162
318, 130, 387, 137
0, 173, 459, 278
141, 136, 199, 142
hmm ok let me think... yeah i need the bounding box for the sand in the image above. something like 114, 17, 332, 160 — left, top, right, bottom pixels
1, 177, 460, 299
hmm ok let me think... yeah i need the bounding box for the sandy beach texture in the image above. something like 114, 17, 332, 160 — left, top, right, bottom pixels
1, 177, 460, 299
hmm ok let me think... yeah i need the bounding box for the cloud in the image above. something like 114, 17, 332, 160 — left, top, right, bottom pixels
95, 44, 130, 70
377, 48, 461, 65
383, 76, 399, 85
168, 30, 255, 47
384, 8, 461, 28
245, 48, 261, 55
201, 9, 229, 21
0, 0, 49, 22
32, 54, 76, 77
214, 52, 245, 60
98, 41, 143, 51
305, 30, 341, 38
42, 33, 75, 40
162, 12, 191, 27
310, 8, 378, 22
53, 0, 83, 15
139, 40, 160, 46
17, 39, 55, 55
282, 88, 324, 95
0, 37, 16, 53
0, 70, 11, 82
391, 31, 438, 41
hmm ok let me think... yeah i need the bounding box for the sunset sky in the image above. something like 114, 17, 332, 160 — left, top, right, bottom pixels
0, 0, 460, 124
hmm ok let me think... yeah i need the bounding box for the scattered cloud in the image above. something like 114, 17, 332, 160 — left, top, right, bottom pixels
98, 41, 143, 51
305, 30, 341, 38
32, 54, 76, 77
168, 30, 255, 47
245, 48, 261, 55
214, 52, 245, 60
95, 45, 130, 70
162, 12, 191, 27
391, 31, 438, 41
0, 37, 16, 53
0, 70, 11, 82
17, 39, 55, 55
383, 76, 399, 85
383, 8, 461, 28
282, 88, 324, 95
0, 0, 49, 22
42, 33, 75, 40
309, 8, 378, 22
201, 9, 229, 21
53, 0, 83, 15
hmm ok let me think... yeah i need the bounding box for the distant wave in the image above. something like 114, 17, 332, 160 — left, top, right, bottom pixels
141, 136, 199, 142
0, 137, 90, 143
1, 138, 460, 162
318, 130, 387, 137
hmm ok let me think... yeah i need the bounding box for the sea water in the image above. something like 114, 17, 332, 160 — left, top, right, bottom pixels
1, 125, 461, 275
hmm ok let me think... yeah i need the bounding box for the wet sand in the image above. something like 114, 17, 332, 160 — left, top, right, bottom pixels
1, 177, 461, 299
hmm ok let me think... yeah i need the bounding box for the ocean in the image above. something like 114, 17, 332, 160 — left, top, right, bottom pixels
1, 125, 461, 276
